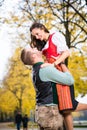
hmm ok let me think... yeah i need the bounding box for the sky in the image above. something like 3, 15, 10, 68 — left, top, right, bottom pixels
0, 0, 20, 81
0, 25, 11, 80
76, 94, 87, 104
0, 0, 87, 103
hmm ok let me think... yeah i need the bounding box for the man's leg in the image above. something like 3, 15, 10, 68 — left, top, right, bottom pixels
63, 122, 67, 130
39, 126, 44, 130
17, 123, 20, 130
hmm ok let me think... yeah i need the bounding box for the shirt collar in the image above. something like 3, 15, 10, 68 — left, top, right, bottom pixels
33, 62, 43, 67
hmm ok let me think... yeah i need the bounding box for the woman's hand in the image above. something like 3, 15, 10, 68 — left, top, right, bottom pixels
41, 63, 53, 68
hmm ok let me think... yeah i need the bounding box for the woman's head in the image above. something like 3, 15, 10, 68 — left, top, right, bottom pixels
30, 22, 49, 40
30, 22, 49, 50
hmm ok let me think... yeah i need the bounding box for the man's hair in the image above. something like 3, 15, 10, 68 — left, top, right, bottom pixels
21, 49, 33, 65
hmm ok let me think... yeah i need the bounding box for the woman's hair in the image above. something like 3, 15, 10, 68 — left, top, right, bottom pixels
30, 34, 46, 51
30, 22, 49, 33
30, 22, 49, 51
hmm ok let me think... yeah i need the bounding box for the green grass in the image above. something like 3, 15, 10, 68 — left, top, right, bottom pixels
74, 126, 87, 128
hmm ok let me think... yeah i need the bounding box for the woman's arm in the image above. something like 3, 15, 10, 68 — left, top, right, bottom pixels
53, 50, 70, 66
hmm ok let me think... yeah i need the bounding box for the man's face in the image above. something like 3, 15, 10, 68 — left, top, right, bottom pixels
26, 47, 42, 56
23, 47, 43, 65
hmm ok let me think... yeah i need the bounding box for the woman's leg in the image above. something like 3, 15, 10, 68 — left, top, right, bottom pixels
63, 103, 87, 130
74, 102, 87, 111
63, 112, 73, 130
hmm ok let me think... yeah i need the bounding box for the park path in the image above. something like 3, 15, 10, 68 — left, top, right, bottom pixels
0, 122, 11, 128
0, 122, 87, 130
0, 122, 39, 130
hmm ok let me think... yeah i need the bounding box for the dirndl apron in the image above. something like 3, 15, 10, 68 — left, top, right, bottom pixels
48, 57, 73, 111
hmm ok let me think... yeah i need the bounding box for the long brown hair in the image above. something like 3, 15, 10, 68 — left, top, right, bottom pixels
30, 22, 49, 51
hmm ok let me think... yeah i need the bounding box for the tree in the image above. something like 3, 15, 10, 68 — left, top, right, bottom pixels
68, 49, 87, 95
3, 47, 35, 113
0, 0, 4, 7
19, 0, 87, 95
20, 0, 87, 63
1, 0, 86, 58
0, 87, 17, 121
0, 0, 86, 110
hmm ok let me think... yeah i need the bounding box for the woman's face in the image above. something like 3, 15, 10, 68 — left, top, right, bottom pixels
31, 28, 45, 41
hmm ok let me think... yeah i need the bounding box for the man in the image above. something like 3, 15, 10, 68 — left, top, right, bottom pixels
15, 111, 22, 130
21, 47, 76, 130
21, 47, 87, 130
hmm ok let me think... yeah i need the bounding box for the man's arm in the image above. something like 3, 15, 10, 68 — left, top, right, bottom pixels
39, 65, 74, 85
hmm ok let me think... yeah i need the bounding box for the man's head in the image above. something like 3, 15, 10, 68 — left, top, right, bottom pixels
21, 47, 43, 65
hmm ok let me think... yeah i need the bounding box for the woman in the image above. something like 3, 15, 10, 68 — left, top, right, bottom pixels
30, 22, 73, 105
22, 114, 28, 130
